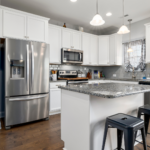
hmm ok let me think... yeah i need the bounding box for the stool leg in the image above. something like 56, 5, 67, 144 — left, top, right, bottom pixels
141, 128, 147, 150
124, 129, 134, 150
135, 110, 142, 141
117, 129, 123, 150
144, 114, 150, 137
102, 122, 108, 150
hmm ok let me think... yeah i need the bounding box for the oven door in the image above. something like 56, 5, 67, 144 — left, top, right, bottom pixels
62, 48, 83, 64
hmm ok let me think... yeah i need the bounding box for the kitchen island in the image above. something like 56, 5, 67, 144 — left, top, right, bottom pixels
58, 83, 150, 150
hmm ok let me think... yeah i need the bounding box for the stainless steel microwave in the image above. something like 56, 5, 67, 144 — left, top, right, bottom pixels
61, 48, 83, 64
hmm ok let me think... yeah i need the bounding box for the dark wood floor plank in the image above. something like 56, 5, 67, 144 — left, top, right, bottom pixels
0, 116, 150, 150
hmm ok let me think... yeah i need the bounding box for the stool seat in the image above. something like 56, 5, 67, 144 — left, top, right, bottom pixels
139, 105, 150, 110
108, 113, 144, 128
102, 113, 147, 150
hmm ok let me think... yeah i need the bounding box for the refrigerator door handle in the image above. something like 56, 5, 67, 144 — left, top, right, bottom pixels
26, 44, 29, 92
31, 45, 34, 90
9, 94, 48, 101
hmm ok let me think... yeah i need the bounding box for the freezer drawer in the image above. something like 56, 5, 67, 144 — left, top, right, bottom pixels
5, 93, 49, 127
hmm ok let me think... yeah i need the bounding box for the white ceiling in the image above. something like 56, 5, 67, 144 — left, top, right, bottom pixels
1, 0, 150, 33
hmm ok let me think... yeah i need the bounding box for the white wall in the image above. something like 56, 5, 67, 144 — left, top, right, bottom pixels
102, 17, 150, 43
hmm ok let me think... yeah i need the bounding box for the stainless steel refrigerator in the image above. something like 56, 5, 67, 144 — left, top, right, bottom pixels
4, 38, 49, 129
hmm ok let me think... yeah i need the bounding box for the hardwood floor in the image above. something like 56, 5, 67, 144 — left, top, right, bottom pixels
0, 114, 149, 150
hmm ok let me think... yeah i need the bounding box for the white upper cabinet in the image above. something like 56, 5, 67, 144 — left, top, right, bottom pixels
49, 25, 61, 64
82, 33, 90, 65
99, 36, 109, 65
72, 32, 81, 50
3, 10, 26, 40
109, 33, 122, 65
0, 8, 2, 38
62, 28, 81, 49
109, 34, 116, 65
62, 29, 72, 48
27, 16, 48, 42
0, 6, 49, 42
145, 23, 150, 63
90, 35, 98, 65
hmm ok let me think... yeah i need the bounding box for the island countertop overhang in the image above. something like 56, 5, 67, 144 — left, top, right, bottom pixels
58, 83, 150, 98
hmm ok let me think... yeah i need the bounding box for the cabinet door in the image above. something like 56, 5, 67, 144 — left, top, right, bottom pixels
115, 34, 122, 65
50, 89, 61, 112
49, 25, 61, 64
0, 9, 2, 38
72, 32, 81, 50
109, 34, 116, 65
145, 24, 150, 63
62, 29, 72, 48
27, 16, 47, 42
82, 33, 90, 65
90, 35, 98, 65
99, 36, 109, 65
3, 10, 26, 39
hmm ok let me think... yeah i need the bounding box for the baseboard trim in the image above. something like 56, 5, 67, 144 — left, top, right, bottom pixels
49, 109, 61, 116
63, 148, 67, 150
0, 111, 4, 118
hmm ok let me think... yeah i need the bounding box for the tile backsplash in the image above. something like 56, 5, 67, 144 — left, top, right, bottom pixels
49, 64, 150, 79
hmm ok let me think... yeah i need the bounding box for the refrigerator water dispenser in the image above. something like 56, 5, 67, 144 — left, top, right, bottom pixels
10, 60, 24, 79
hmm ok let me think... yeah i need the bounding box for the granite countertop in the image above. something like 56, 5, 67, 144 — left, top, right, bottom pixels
58, 83, 150, 98
89, 78, 140, 82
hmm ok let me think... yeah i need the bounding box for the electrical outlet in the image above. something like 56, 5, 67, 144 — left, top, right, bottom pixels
113, 74, 116, 77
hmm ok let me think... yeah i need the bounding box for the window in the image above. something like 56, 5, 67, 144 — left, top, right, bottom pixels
124, 39, 146, 72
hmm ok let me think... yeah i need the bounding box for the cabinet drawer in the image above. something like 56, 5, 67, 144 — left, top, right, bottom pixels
50, 82, 66, 89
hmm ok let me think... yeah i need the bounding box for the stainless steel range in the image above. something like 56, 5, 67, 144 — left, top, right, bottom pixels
0, 38, 49, 129
57, 70, 88, 85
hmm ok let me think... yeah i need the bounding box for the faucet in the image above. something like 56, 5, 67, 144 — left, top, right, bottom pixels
132, 67, 136, 79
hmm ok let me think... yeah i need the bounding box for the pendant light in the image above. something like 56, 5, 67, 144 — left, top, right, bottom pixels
127, 19, 133, 52
117, 0, 130, 34
90, 0, 105, 26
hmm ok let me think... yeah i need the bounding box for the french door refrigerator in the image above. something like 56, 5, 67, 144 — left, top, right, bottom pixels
4, 38, 49, 129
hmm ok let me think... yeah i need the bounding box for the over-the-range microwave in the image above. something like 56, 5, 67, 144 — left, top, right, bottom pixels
61, 48, 83, 64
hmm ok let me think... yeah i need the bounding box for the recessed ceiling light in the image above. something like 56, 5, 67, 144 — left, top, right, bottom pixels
106, 12, 112, 17
70, 0, 77, 2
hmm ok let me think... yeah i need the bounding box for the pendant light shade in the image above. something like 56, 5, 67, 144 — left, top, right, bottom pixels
90, 14, 105, 26
127, 19, 133, 53
90, 0, 105, 26
127, 48, 133, 52
117, 0, 130, 34
117, 25, 130, 34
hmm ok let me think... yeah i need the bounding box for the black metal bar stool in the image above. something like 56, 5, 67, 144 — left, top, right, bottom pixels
102, 113, 147, 150
135, 105, 150, 148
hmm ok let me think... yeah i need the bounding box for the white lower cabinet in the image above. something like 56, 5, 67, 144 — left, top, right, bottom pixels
50, 89, 61, 113
49, 82, 66, 115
